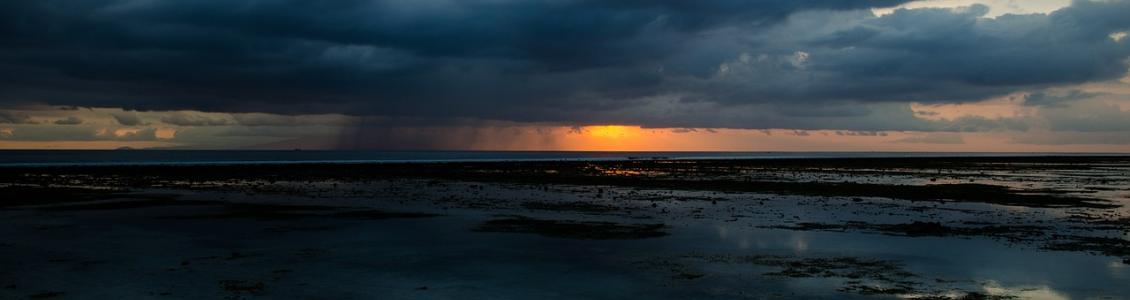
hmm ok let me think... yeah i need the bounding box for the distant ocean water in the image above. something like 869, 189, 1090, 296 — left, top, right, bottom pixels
0, 150, 1123, 167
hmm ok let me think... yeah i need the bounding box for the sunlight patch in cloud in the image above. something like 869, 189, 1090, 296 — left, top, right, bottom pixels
873, 0, 1070, 18
910, 95, 1033, 121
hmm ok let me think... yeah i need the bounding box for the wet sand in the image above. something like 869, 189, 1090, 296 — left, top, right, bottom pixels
1, 156, 1128, 299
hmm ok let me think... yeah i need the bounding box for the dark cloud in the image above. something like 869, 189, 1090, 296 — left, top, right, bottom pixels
230, 113, 351, 127
695, 2, 1130, 105
0, 0, 1127, 130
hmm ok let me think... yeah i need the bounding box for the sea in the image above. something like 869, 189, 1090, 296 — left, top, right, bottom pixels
0, 150, 1123, 167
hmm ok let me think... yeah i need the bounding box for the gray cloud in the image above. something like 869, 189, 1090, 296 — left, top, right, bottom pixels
892, 133, 965, 144
834, 130, 888, 136
0, 125, 98, 141
160, 112, 230, 126
53, 116, 83, 125
112, 128, 159, 141
1011, 131, 1130, 145
0, 124, 161, 142
685, 2, 1130, 106
1041, 100, 1130, 132
0, 0, 1127, 131
0, 111, 34, 124
931, 115, 1030, 132
1023, 90, 1098, 107
110, 112, 144, 126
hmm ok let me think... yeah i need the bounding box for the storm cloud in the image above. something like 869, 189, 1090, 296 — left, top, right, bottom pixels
0, 0, 1128, 129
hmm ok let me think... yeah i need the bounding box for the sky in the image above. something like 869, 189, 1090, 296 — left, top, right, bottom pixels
1, 0, 1129, 151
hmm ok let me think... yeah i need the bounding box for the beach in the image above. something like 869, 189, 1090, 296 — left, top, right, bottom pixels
1, 156, 1128, 299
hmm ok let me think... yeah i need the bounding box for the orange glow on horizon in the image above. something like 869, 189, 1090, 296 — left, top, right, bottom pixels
155, 128, 177, 139
562, 125, 657, 151
2, 123, 1129, 152
585, 125, 634, 139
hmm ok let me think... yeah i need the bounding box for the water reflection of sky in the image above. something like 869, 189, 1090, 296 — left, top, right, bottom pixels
1, 205, 1125, 299
694, 223, 1126, 299
737, 163, 1130, 211
8, 159, 1129, 299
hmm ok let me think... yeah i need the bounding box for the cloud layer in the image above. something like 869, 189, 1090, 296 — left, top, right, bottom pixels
1, 0, 1130, 151
2, 0, 1127, 129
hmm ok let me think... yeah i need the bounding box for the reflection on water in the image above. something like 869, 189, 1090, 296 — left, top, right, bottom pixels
739, 163, 1130, 211
691, 222, 1127, 299
2, 157, 1129, 299
1, 198, 1127, 299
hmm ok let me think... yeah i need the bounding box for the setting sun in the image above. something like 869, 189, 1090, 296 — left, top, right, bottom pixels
585, 125, 635, 139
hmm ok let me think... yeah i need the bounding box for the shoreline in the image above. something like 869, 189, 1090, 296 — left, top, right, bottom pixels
1, 152, 1127, 168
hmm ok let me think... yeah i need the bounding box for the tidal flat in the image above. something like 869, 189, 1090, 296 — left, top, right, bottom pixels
1, 156, 1128, 299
